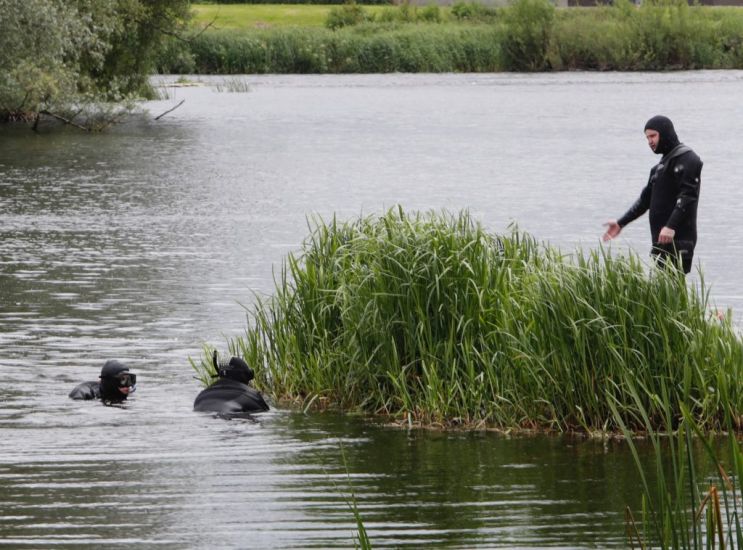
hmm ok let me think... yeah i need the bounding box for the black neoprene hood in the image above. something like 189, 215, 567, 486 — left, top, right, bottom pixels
100, 360, 128, 379
99, 360, 131, 401
644, 115, 680, 155
220, 357, 255, 386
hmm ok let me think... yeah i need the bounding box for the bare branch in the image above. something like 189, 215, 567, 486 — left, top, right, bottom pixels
38, 110, 91, 131
134, 14, 217, 45
154, 99, 185, 121
189, 16, 217, 42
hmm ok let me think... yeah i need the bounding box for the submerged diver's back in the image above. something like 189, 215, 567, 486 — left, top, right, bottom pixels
194, 355, 269, 415
194, 377, 269, 414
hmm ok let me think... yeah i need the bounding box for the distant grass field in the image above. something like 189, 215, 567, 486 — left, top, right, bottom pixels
192, 3, 390, 28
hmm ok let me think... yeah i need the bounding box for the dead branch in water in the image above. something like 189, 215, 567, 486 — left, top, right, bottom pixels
37, 110, 91, 132
154, 99, 185, 121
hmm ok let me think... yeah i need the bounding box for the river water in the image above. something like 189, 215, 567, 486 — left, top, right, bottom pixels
1, 71, 742, 548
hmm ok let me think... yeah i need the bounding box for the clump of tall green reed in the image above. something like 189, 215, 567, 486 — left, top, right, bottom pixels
213, 77, 251, 93
196, 208, 743, 433
613, 381, 743, 548
157, 25, 502, 74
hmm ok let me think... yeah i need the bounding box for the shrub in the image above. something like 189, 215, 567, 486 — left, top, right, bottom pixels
450, 1, 499, 23
501, 0, 555, 71
326, 3, 371, 30
418, 5, 441, 24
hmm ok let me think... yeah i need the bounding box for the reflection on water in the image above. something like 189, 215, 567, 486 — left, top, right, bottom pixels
2, 71, 742, 548
0, 406, 641, 548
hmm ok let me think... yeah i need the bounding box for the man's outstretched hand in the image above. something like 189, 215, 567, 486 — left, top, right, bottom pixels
602, 220, 621, 242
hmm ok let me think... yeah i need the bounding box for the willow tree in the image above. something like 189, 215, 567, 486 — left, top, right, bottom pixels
0, 0, 190, 128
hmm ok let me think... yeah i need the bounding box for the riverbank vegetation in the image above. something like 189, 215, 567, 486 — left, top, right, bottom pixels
159, 0, 743, 74
0, 0, 190, 128
196, 208, 743, 434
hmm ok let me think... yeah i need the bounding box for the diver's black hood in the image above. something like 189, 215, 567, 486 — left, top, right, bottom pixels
644, 115, 680, 156
100, 360, 129, 402
219, 357, 255, 386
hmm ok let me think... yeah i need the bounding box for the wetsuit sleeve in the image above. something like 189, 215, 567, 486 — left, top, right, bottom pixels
617, 172, 653, 228
665, 155, 702, 231
68, 381, 101, 400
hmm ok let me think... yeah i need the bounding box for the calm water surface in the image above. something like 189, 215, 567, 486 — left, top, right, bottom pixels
2, 71, 743, 548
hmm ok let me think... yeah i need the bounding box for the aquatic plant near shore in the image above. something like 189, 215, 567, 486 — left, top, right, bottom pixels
196, 208, 743, 433
613, 386, 743, 548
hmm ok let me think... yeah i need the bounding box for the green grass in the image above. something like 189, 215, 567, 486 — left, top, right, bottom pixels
192, 3, 390, 29
195, 208, 743, 434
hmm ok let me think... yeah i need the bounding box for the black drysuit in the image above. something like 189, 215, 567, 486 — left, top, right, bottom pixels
193, 356, 269, 416
618, 116, 703, 274
193, 378, 270, 415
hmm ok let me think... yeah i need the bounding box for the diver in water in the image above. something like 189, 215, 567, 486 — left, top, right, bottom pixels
194, 353, 269, 416
69, 360, 136, 403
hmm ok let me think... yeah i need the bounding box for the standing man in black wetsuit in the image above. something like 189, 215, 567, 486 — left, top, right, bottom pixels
603, 115, 703, 274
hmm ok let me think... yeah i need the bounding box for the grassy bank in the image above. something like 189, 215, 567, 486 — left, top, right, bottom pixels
162, 0, 743, 73
195, 208, 743, 433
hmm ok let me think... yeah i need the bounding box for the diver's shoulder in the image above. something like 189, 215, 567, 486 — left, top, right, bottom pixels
69, 381, 100, 400
678, 144, 702, 163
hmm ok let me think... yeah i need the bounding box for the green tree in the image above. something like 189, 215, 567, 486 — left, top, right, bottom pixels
0, 0, 190, 126
90, 0, 192, 99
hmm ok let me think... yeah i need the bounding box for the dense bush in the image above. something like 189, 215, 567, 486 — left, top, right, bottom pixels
326, 4, 371, 30
450, 1, 499, 23
501, 0, 555, 70
197, 209, 743, 432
